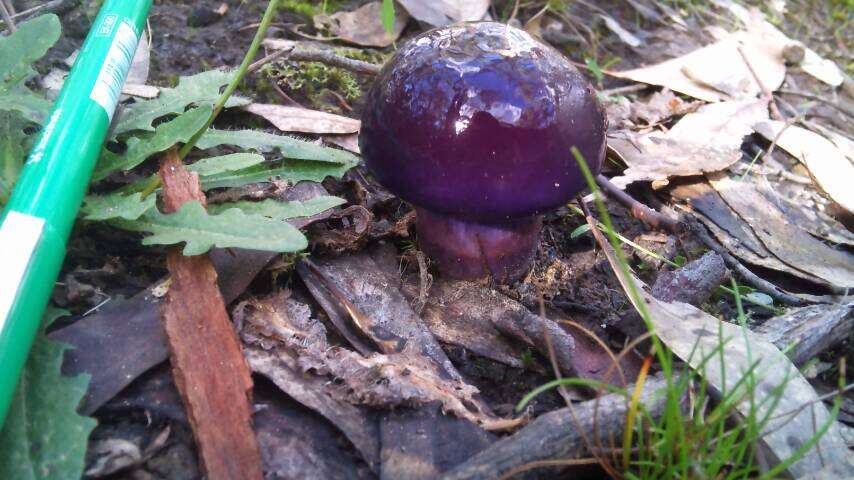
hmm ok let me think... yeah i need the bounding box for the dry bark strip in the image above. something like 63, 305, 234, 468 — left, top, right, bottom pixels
51, 183, 335, 414
756, 303, 853, 366
439, 377, 672, 480
157, 149, 263, 480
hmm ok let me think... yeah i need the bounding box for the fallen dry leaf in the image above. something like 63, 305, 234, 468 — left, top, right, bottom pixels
710, 174, 854, 288
314, 1, 408, 48
671, 181, 831, 287
612, 30, 785, 102
609, 99, 768, 188
253, 386, 375, 479
244, 103, 361, 135
236, 292, 381, 470
396, 0, 489, 27
587, 217, 848, 479
753, 120, 854, 214
239, 291, 494, 427
324, 133, 360, 153
717, 0, 844, 86
667, 99, 768, 147
629, 89, 701, 126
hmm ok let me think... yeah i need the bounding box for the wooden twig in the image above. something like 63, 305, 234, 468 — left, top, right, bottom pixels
595, 174, 681, 233
0, 0, 15, 32
158, 148, 263, 480
250, 43, 381, 76
684, 216, 808, 306
599, 84, 647, 97
439, 377, 674, 480
777, 89, 854, 118
0, 0, 69, 28
756, 303, 853, 366
737, 45, 784, 121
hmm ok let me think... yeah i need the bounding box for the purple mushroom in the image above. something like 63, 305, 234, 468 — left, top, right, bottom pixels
359, 22, 607, 282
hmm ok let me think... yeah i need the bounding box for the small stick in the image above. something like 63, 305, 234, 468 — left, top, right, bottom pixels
777, 89, 854, 118
594, 174, 681, 233
737, 45, 783, 121
249, 43, 381, 76
684, 216, 808, 306
0, 0, 15, 32
599, 84, 647, 97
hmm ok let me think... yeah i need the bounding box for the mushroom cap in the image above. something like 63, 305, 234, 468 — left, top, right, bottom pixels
359, 22, 607, 223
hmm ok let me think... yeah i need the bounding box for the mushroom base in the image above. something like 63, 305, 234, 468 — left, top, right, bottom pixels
415, 207, 542, 283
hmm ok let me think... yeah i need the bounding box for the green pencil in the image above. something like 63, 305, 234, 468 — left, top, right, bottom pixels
0, 0, 152, 427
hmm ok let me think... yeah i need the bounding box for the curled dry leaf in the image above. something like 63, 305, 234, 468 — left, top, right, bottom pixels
239, 291, 494, 427
753, 120, 854, 214
244, 103, 361, 135
612, 29, 784, 102
314, 1, 408, 48
396, 0, 489, 27
235, 292, 381, 470
587, 218, 848, 479
609, 99, 768, 189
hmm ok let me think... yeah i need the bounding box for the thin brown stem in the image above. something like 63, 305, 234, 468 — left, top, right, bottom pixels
595, 174, 681, 233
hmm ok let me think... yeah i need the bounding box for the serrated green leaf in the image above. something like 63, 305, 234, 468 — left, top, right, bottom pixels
0, 15, 60, 121
381, 0, 396, 39
113, 70, 249, 135
82, 191, 156, 221
0, 111, 32, 205
93, 105, 212, 181
208, 196, 345, 220
0, 308, 97, 480
113, 200, 308, 255
197, 128, 358, 165
0, 15, 60, 90
187, 153, 265, 176
200, 159, 356, 190
0, 91, 52, 123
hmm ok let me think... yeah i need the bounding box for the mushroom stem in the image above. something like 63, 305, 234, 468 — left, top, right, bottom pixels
415, 207, 542, 283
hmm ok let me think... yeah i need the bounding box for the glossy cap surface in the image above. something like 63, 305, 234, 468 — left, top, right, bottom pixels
360, 22, 606, 222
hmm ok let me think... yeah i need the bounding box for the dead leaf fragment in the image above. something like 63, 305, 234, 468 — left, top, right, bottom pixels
612, 31, 785, 102
710, 175, 854, 288
716, 1, 844, 86
753, 120, 854, 214
587, 218, 848, 478
239, 291, 494, 427
610, 100, 768, 188
629, 89, 701, 126
315, 1, 408, 47
396, 0, 489, 27
245, 103, 361, 135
